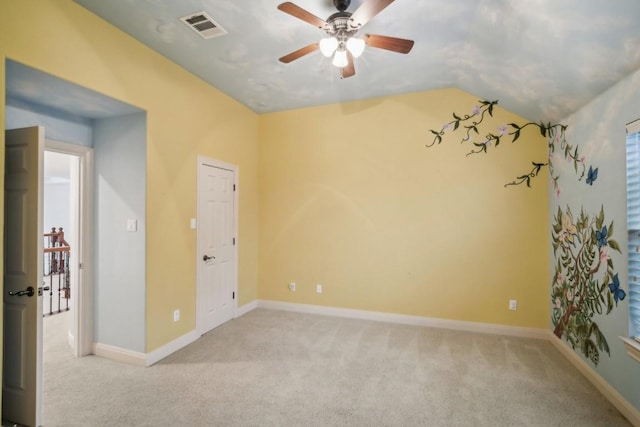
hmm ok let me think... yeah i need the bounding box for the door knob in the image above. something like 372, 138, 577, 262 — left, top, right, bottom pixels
8, 286, 35, 297
203, 254, 215, 261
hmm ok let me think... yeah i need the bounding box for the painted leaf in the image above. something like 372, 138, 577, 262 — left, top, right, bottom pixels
608, 239, 621, 252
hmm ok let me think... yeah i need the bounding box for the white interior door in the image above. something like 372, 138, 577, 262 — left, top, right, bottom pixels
197, 158, 237, 335
3, 126, 44, 426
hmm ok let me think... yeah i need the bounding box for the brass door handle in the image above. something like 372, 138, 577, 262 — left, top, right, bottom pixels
8, 286, 35, 297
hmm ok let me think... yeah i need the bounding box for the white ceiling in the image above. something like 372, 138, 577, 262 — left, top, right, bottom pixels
66, 0, 640, 122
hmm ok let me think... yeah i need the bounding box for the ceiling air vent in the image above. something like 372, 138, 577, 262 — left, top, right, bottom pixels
180, 11, 227, 40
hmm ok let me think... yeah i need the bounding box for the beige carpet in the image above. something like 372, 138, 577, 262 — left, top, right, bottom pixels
43, 308, 631, 426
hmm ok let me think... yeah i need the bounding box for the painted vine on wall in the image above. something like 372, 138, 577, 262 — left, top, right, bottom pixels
427, 100, 591, 192
551, 206, 624, 365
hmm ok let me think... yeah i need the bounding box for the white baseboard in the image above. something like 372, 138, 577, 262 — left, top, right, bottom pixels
548, 332, 640, 426
257, 300, 549, 339
236, 300, 258, 317
145, 329, 199, 367
141, 304, 256, 367
92, 343, 146, 367
137, 304, 258, 368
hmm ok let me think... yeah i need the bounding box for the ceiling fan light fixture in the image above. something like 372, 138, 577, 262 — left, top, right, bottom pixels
332, 49, 348, 67
319, 37, 339, 57
277, 0, 415, 78
346, 37, 365, 58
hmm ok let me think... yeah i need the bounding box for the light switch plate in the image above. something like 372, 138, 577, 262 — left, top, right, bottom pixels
126, 219, 137, 232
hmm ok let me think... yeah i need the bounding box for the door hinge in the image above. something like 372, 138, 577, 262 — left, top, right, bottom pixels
233, 184, 236, 191
232, 291, 235, 300
233, 237, 236, 245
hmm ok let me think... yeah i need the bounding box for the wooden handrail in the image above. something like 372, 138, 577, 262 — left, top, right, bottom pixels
44, 246, 70, 254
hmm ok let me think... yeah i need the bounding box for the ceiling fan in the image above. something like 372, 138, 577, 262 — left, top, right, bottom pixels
277, 0, 414, 79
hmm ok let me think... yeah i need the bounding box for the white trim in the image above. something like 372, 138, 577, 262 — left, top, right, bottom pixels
236, 300, 258, 317
67, 330, 75, 350
549, 333, 640, 426
195, 156, 239, 336
257, 300, 549, 339
92, 343, 146, 367
620, 336, 640, 363
145, 330, 199, 367
142, 304, 254, 366
627, 117, 640, 135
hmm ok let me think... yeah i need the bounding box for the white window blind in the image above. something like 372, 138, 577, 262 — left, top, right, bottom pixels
626, 118, 640, 337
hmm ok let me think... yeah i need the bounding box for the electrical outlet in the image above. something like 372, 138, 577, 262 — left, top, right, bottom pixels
173, 309, 180, 322
316, 284, 322, 293
509, 299, 517, 311
126, 219, 137, 232
289, 282, 296, 292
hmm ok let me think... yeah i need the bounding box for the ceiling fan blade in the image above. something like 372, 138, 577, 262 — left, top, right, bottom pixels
340, 51, 355, 79
349, 0, 395, 28
365, 34, 414, 54
278, 2, 327, 28
279, 43, 320, 63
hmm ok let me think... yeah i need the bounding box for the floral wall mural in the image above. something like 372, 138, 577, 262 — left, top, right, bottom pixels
551, 205, 622, 365
428, 99, 627, 367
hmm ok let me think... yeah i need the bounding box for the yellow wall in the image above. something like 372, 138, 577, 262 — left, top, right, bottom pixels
259, 89, 550, 327
0, 0, 549, 391
0, 0, 260, 353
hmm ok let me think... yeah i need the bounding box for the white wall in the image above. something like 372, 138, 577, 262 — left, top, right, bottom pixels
93, 112, 146, 353
44, 151, 71, 236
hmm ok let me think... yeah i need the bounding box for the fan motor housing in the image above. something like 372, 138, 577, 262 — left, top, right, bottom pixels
333, 0, 351, 12
325, 11, 356, 38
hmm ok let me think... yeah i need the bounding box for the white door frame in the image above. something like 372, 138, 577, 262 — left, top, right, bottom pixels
44, 140, 94, 357
196, 156, 238, 336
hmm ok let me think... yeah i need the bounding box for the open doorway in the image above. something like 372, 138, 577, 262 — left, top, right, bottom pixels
43, 148, 78, 356
43, 150, 75, 358
4, 59, 145, 424
43, 140, 93, 359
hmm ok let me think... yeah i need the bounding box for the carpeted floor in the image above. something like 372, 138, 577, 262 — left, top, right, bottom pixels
43, 308, 631, 426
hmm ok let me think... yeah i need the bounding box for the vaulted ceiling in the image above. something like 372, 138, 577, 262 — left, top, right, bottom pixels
73, 0, 640, 123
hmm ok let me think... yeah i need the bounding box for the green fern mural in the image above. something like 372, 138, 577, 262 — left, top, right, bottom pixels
551, 205, 625, 365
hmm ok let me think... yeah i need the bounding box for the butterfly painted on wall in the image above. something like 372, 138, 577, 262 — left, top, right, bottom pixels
586, 165, 598, 185
608, 273, 626, 306
596, 225, 608, 248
